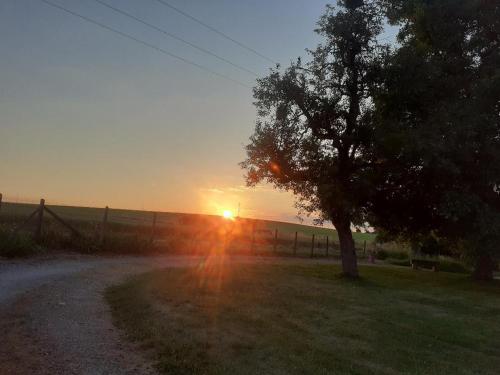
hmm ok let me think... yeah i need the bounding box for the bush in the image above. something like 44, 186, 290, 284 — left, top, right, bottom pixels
0, 229, 42, 258
438, 259, 470, 274
390, 250, 409, 260
376, 249, 408, 261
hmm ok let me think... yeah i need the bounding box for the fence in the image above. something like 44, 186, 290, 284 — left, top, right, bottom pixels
0, 195, 372, 258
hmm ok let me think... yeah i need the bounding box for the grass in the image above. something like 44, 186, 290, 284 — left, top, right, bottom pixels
0, 215, 154, 257
385, 257, 471, 274
0, 202, 376, 258
0, 227, 43, 258
106, 262, 500, 375
0, 202, 373, 240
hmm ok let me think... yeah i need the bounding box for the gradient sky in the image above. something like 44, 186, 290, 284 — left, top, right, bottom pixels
1, 0, 395, 222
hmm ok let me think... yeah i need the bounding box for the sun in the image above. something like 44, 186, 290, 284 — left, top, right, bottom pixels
222, 210, 234, 219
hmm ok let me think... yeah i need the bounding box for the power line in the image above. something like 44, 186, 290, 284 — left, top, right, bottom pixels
38, 0, 251, 88
153, 0, 277, 65
93, 0, 258, 76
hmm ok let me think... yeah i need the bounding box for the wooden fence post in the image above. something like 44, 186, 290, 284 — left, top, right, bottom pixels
34, 199, 45, 243
293, 231, 298, 256
150, 212, 157, 244
311, 234, 315, 258
43, 206, 81, 238
326, 236, 329, 257
100, 206, 109, 245
273, 229, 278, 253
251, 223, 256, 254
0, 193, 3, 213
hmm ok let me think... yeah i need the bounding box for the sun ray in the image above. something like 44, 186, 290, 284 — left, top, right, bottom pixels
222, 210, 234, 219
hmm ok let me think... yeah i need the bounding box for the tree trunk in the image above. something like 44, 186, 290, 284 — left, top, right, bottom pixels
333, 218, 359, 278
472, 254, 495, 281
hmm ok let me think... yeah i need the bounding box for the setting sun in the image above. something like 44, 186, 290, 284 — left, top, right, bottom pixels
222, 210, 234, 219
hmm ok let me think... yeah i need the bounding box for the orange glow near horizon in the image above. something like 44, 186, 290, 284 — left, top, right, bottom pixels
222, 210, 234, 220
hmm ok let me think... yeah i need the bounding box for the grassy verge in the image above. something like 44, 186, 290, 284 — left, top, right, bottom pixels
106, 262, 500, 375
0, 228, 43, 258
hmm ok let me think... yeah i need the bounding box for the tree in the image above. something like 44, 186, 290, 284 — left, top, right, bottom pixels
241, 0, 385, 277
371, 0, 500, 280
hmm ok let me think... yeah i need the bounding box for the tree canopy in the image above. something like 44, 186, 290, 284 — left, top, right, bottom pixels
243, 0, 500, 280
371, 0, 500, 279
242, 0, 386, 277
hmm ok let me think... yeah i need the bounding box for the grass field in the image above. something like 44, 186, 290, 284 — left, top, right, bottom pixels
0, 202, 376, 257
106, 262, 500, 375
0, 201, 373, 238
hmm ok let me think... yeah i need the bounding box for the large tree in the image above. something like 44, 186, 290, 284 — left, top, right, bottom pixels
371, 0, 500, 279
241, 0, 385, 277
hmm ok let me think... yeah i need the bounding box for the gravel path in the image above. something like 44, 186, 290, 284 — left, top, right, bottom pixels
0, 255, 207, 374
0, 254, 333, 374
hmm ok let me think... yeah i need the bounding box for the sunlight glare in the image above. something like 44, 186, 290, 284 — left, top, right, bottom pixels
222, 210, 234, 219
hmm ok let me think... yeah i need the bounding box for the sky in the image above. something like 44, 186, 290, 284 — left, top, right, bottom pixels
1, 0, 395, 222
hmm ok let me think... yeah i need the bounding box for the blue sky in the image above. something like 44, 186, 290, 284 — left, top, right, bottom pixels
0, 0, 395, 222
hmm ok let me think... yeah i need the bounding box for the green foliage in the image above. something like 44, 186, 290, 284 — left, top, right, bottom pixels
371, 0, 500, 279
376, 248, 408, 260
375, 249, 389, 260
0, 228, 41, 258
438, 259, 471, 275
241, 1, 388, 276
242, 1, 385, 225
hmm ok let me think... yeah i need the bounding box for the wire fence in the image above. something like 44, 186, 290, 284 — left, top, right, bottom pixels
0, 195, 374, 258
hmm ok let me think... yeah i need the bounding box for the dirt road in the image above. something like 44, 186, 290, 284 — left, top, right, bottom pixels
0, 254, 329, 374
0, 255, 210, 374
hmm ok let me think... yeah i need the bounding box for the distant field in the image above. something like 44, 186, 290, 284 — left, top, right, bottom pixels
107, 263, 500, 374
0, 201, 376, 252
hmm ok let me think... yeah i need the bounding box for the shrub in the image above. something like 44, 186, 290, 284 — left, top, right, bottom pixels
438, 259, 470, 274
376, 249, 408, 261
376, 249, 389, 260
389, 250, 408, 260
0, 229, 41, 258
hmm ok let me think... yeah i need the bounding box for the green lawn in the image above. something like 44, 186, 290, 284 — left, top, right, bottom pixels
106, 262, 500, 374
